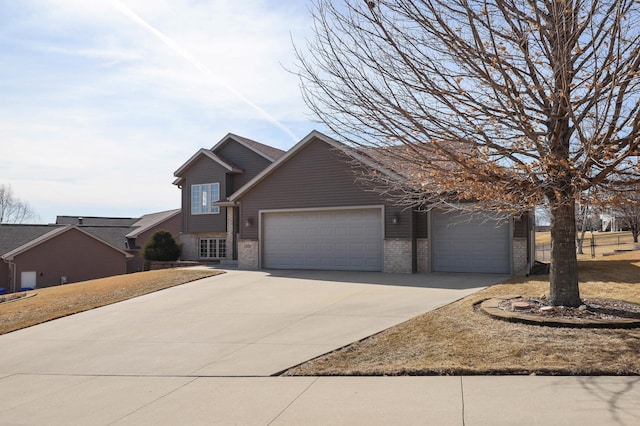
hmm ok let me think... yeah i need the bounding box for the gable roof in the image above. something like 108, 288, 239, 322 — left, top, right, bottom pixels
0, 224, 62, 256
1, 225, 132, 261
173, 148, 243, 183
80, 225, 133, 251
228, 130, 401, 202
125, 209, 181, 238
211, 133, 286, 162
56, 216, 138, 226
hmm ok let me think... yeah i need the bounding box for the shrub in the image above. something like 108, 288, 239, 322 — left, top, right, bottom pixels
143, 230, 181, 261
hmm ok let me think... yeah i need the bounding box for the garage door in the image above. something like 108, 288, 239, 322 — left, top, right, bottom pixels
263, 208, 383, 271
432, 211, 510, 273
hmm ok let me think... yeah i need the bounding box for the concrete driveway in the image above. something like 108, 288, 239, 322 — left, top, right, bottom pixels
0, 270, 504, 377
3, 271, 640, 426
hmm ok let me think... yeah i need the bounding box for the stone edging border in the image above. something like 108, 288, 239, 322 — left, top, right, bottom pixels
0, 292, 36, 306
479, 297, 640, 329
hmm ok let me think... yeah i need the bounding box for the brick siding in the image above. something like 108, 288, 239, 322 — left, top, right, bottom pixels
384, 239, 412, 273
179, 232, 227, 261
238, 239, 259, 270
226, 206, 234, 261
416, 238, 429, 273
512, 238, 528, 276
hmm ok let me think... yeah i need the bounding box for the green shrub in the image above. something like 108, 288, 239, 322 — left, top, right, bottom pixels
143, 230, 181, 261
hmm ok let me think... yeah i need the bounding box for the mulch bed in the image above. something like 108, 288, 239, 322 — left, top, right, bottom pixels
498, 297, 640, 321
477, 295, 640, 328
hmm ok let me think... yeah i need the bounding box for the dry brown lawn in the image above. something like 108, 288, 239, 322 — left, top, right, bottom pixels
536, 231, 637, 259
0, 269, 221, 335
285, 251, 640, 376
534, 230, 637, 246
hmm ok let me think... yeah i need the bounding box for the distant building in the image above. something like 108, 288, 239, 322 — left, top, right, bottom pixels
0, 209, 181, 293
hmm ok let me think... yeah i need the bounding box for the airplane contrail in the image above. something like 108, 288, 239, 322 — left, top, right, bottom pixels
110, 0, 299, 143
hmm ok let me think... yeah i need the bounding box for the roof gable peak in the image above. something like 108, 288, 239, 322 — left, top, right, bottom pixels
173, 148, 242, 180
211, 133, 286, 162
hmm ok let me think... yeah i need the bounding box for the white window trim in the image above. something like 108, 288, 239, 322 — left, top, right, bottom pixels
199, 238, 227, 259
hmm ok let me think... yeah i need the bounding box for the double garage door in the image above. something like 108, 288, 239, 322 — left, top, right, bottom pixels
262, 208, 383, 271
432, 211, 510, 273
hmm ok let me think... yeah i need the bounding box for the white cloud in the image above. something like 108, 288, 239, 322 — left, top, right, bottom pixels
0, 0, 320, 222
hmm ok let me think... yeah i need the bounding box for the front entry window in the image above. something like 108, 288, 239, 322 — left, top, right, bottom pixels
199, 238, 226, 259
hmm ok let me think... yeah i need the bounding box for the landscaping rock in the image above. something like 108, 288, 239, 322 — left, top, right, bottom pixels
512, 301, 531, 310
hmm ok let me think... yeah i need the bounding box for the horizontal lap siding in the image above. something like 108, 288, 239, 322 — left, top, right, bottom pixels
181, 156, 227, 233
14, 229, 126, 289
415, 210, 428, 238
239, 137, 411, 239
215, 142, 273, 192
513, 213, 530, 238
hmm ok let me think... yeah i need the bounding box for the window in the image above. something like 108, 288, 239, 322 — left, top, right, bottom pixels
191, 183, 220, 214
199, 238, 226, 259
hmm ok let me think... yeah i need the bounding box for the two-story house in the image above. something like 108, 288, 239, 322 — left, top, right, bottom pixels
173, 133, 285, 264
174, 131, 534, 275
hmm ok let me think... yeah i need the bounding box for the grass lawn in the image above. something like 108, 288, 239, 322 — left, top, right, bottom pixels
0, 268, 221, 335
536, 231, 637, 258
535, 230, 637, 245
284, 251, 640, 376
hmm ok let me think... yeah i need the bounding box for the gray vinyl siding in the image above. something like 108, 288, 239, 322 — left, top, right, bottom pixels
238, 137, 412, 240
514, 212, 530, 238
415, 210, 428, 238
180, 156, 228, 234
216, 141, 273, 192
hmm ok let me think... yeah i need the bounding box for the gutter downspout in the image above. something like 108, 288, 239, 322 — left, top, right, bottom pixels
5, 260, 16, 294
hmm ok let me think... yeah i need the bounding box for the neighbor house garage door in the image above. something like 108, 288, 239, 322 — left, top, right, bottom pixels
262, 208, 383, 271
432, 211, 510, 273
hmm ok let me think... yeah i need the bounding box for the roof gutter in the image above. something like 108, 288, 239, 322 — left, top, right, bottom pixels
213, 201, 238, 207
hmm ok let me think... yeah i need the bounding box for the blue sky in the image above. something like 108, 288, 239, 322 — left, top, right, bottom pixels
0, 0, 322, 223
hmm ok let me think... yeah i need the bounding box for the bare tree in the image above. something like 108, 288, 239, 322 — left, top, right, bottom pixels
297, 0, 640, 307
0, 184, 38, 224
615, 193, 640, 242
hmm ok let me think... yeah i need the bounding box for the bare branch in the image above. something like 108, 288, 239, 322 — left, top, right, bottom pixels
296, 0, 640, 306
0, 184, 39, 224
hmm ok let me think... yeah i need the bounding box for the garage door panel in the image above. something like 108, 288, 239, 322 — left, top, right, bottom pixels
432, 211, 510, 274
263, 209, 382, 271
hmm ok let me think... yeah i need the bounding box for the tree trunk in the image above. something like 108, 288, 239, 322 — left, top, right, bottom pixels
548, 201, 581, 307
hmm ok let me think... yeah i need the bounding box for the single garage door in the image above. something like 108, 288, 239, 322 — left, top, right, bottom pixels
263, 208, 383, 271
432, 211, 510, 273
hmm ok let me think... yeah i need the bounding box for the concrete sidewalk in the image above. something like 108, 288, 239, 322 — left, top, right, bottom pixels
1, 374, 638, 425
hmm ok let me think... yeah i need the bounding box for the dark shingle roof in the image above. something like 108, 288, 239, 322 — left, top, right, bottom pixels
79, 226, 133, 251
0, 223, 134, 256
0, 224, 63, 256
56, 216, 138, 226
2, 210, 181, 257
220, 134, 287, 161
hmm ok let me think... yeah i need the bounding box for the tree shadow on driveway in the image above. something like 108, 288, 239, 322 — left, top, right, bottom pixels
260, 269, 508, 290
